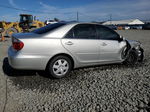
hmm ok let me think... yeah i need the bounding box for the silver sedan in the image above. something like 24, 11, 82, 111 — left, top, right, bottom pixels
8, 22, 144, 78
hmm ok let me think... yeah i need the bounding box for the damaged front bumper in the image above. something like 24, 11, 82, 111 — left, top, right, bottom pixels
136, 47, 144, 62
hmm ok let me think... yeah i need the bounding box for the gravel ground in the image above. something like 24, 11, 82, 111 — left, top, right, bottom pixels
0, 30, 150, 112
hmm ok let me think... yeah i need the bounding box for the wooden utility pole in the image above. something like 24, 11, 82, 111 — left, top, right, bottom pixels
110, 14, 112, 24
77, 11, 79, 22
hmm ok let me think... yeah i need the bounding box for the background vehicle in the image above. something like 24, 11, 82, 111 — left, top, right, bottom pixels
45, 20, 58, 25
0, 14, 44, 37
44, 18, 59, 25
19, 14, 44, 32
124, 26, 130, 30
8, 22, 144, 78
0, 21, 21, 37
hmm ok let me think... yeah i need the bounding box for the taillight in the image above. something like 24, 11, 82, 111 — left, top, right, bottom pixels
12, 38, 24, 51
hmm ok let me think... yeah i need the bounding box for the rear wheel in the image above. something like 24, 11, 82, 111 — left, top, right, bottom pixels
6, 28, 18, 37
47, 56, 72, 78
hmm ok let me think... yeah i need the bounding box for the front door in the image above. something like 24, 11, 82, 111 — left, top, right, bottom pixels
96, 25, 126, 62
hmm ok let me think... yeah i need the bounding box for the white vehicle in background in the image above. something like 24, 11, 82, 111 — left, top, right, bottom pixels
45, 20, 58, 25
125, 26, 130, 30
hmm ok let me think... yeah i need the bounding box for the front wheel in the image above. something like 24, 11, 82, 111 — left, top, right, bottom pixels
124, 50, 138, 65
47, 56, 72, 78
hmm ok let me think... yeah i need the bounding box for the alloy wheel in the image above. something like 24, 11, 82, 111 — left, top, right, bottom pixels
52, 59, 69, 76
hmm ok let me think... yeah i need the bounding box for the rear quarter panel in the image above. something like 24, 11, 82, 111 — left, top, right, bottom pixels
18, 38, 76, 70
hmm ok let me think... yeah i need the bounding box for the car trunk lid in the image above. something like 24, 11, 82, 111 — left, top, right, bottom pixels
12, 32, 40, 39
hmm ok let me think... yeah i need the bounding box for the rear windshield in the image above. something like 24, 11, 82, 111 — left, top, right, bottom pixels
32, 23, 66, 34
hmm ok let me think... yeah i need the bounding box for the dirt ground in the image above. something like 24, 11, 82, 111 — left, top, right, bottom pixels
0, 30, 150, 112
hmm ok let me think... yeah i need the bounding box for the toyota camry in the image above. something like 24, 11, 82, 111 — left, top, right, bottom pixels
8, 22, 144, 78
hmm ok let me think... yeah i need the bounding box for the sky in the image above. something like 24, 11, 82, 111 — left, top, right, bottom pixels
0, 0, 150, 22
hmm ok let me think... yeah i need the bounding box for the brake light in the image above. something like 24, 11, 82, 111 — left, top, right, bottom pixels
12, 38, 24, 51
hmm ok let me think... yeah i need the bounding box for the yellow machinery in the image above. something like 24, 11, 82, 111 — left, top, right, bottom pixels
19, 14, 44, 32
0, 21, 21, 37
0, 14, 44, 38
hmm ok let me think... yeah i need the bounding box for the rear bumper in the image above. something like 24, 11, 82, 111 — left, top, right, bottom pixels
8, 47, 50, 70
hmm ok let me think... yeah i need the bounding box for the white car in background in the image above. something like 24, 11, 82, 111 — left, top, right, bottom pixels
125, 26, 130, 30
45, 20, 58, 25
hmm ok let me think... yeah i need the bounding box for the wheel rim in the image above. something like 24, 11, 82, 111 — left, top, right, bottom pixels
52, 59, 69, 76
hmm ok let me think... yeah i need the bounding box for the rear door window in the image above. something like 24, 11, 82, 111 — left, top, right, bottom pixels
65, 24, 97, 39
74, 24, 97, 39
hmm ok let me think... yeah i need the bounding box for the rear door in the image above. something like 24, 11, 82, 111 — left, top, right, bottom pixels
61, 24, 100, 64
95, 25, 126, 62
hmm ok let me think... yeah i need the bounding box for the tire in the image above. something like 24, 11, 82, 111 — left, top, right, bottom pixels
124, 50, 138, 65
6, 28, 18, 37
47, 56, 72, 78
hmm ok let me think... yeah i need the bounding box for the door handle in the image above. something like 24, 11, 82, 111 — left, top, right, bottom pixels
102, 42, 107, 46
65, 41, 73, 45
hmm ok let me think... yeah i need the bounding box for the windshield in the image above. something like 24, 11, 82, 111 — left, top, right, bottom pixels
20, 15, 33, 23
32, 23, 66, 34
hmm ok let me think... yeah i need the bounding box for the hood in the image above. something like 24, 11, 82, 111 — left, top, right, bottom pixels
127, 39, 141, 48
